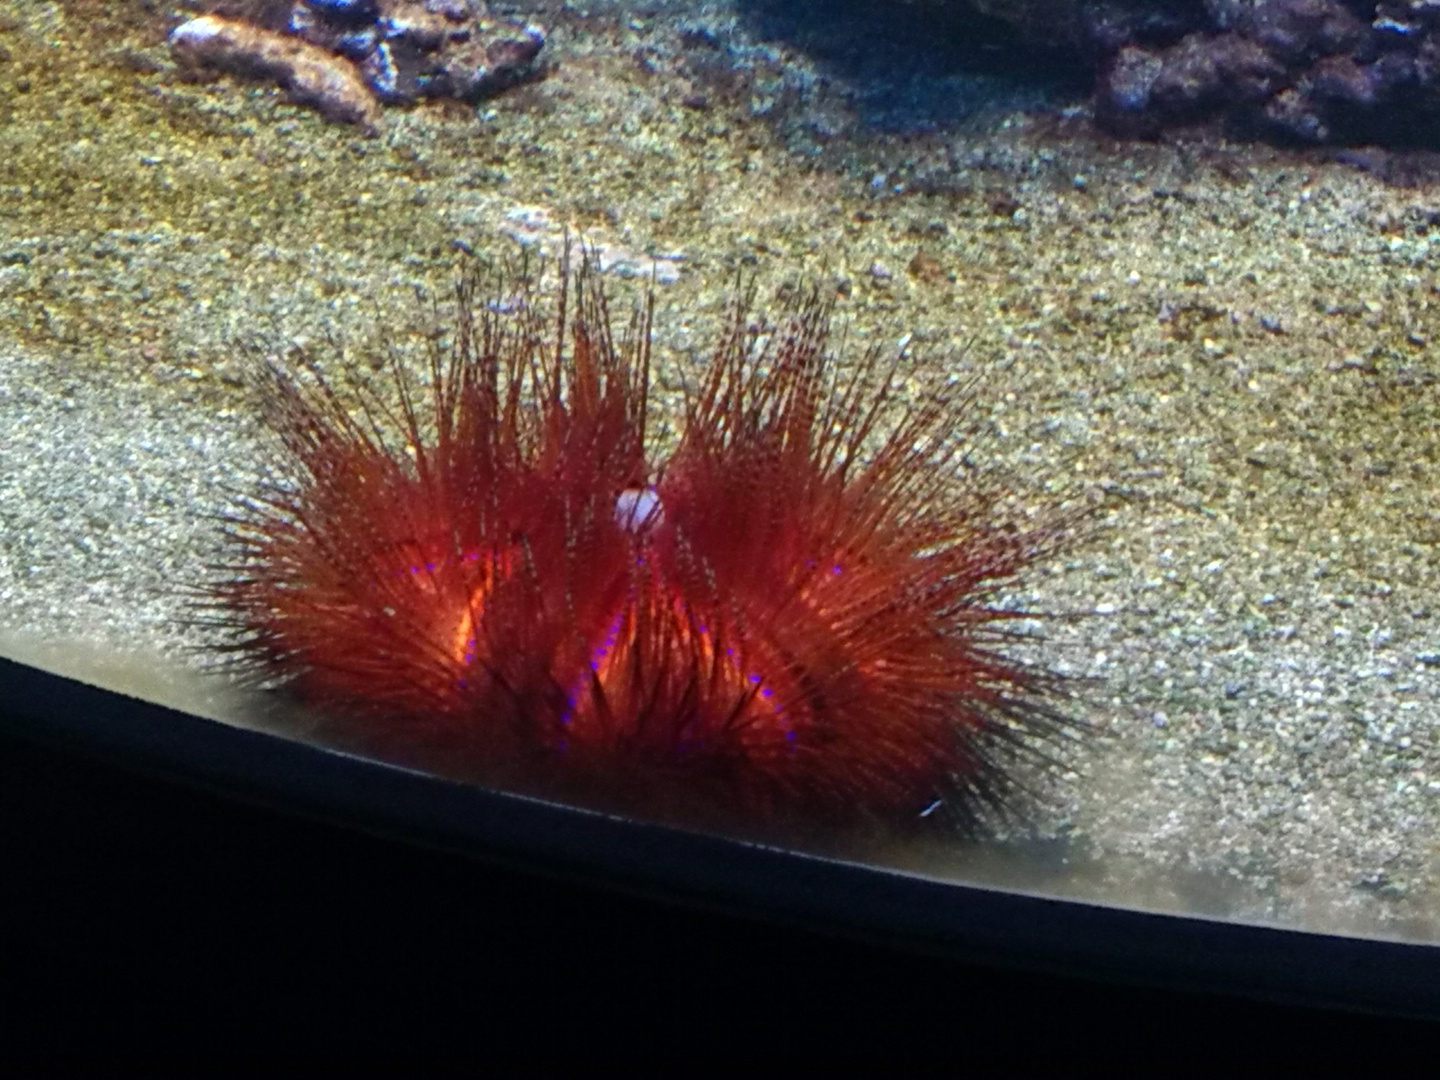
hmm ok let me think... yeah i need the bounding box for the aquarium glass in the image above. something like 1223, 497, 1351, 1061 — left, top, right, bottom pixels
1, 0, 1437, 945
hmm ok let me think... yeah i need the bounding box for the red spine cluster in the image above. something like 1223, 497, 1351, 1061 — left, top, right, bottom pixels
209, 258, 1074, 830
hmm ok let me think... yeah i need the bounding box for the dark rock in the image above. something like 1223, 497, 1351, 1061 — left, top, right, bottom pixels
1214, 33, 1290, 101
1247, 0, 1365, 63
1263, 85, 1330, 141
941, 0, 1440, 145
1097, 44, 1165, 135
1150, 34, 1226, 115
308, 0, 380, 23
1307, 54, 1381, 106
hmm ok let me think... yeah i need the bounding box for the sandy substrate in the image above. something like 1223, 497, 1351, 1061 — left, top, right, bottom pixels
0, 0, 1436, 940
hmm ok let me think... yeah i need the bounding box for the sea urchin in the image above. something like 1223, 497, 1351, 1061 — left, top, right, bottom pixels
205, 253, 1079, 834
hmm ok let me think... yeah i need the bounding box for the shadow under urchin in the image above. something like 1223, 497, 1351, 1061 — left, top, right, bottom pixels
196, 248, 1087, 842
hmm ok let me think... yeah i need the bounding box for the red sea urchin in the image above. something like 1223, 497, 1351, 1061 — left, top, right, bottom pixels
205, 253, 1081, 834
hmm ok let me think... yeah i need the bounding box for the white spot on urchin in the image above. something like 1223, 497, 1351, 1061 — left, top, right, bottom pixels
615, 486, 662, 532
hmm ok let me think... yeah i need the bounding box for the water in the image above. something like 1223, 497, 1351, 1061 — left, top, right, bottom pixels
0, 0, 1437, 944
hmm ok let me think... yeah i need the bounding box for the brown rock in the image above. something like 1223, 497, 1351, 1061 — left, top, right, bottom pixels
170, 15, 382, 131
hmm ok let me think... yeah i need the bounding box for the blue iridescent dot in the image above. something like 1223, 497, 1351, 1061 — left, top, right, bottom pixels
760, 686, 773, 698
831, 563, 843, 575
785, 729, 796, 742
748, 673, 761, 683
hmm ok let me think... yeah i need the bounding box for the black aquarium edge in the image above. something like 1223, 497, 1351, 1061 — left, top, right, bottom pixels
2, 654, 1437, 1059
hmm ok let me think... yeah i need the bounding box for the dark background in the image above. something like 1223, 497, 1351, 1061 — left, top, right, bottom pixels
3, 727, 1435, 1065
